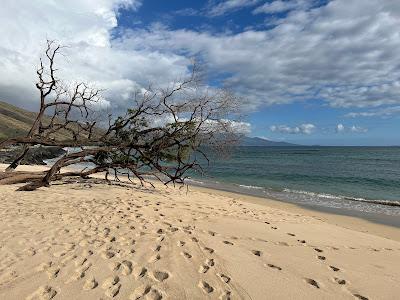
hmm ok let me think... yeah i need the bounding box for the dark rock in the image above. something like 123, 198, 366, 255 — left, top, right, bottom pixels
0, 146, 66, 165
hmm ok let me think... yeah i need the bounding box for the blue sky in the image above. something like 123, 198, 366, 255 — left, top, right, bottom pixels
120, 0, 400, 146
1, 0, 400, 145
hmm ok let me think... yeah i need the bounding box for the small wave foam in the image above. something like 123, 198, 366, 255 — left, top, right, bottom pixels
237, 184, 264, 190
185, 177, 400, 211
283, 188, 400, 208
343, 197, 400, 207
283, 188, 342, 200
185, 178, 205, 185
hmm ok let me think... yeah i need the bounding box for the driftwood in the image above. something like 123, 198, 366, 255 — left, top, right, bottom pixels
0, 40, 242, 191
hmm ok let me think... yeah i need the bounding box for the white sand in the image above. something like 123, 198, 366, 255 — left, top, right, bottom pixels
0, 164, 399, 299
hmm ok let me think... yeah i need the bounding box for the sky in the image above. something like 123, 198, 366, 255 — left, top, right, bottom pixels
1, 0, 400, 146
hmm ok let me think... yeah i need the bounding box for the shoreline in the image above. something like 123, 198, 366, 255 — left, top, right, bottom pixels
185, 177, 400, 222
188, 184, 400, 242
2, 163, 400, 240
1, 164, 400, 299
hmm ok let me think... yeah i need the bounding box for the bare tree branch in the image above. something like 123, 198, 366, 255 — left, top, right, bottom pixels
0, 41, 243, 190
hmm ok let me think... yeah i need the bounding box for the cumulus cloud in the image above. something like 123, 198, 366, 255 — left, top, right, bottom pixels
1, 0, 400, 119
0, 0, 188, 111
207, 0, 261, 16
117, 0, 400, 111
270, 123, 316, 134
224, 120, 252, 134
335, 124, 368, 133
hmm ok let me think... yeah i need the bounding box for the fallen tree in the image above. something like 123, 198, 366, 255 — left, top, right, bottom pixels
0, 40, 243, 191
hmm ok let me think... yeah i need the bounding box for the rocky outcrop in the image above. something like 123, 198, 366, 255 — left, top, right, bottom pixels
0, 146, 66, 165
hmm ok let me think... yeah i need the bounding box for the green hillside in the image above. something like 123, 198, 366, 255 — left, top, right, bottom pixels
0, 101, 103, 142
0, 101, 38, 141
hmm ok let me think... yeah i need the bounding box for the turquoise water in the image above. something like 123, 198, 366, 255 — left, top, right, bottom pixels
189, 147, 400, 216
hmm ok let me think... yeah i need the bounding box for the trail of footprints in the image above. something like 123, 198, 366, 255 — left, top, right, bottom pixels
227, 199, 370, 300
2, 187, 380, 300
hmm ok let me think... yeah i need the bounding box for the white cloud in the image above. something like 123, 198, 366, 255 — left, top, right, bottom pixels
117, 0, 400, 111
346, 106, 400, 118
201, 119, 252, 134
207, 0, 261, 16
253, 0, 315, 14
336, 123, 345, 133
335, 123, 368, 133
350, 125, 368, 133
224, 120, 252, 134
0, 0, 188, 111
1, 0, 400, 119
270, 123, 316, 134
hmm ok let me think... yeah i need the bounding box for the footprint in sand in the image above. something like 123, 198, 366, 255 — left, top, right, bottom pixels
222, 241, 234, 246
198, 280, 214, 294
206, 258, 215, 267
329, 265, 340, 272
334, 277, 346, 285
148, 254, 161, 263
105, 283, 121, 298
266, 264, 282, 271
109, 261, 121, 271
203, 247, 215, 254
353, 294, 369, 300
75, 257, 87, 267
152, 245, 162, 252
121, 260, 133, 275
304, 278, 320, 289
132, 266, 147, 279
151, 271, 169, 282
181, 252, 192, 259
218, 273, 231, 284
251, 250, 262, 256
317, 255, 326, 261
102, 251, 115, 259
298, 239, 306, 244
287, 233, 296, 236
46, 267, 60, 279
314, 248, 323, 253
199, 265, 210, 273
102, 275, 120, 290
26, 285, 57, 300
147, 288, 163, 300
271, 226, 278, 230
178, 241, 185, 247
83, 277, 98, 290
131, 285, 156, 300
219, 290, 232, 300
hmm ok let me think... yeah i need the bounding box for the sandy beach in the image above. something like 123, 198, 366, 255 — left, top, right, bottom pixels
0, 165, 399, 300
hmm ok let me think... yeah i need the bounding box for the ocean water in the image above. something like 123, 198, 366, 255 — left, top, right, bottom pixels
188, 146, 400, 216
